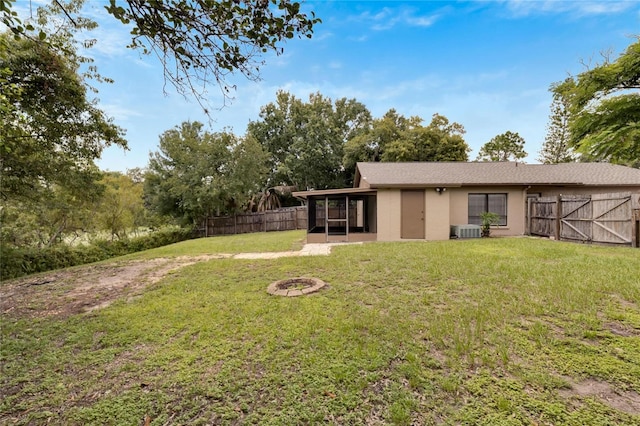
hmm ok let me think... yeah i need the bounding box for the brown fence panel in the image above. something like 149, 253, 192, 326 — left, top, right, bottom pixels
560, 195, 592, 242
591, 193, 632, 245
264, 210, 291, 232
296, 207, 308, 230
208, 216, 235, 236
529, 197, 557, 237
201, 207, 307, 237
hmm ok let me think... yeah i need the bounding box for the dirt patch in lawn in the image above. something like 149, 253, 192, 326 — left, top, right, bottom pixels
0, 255, 227, 320
559, 377, 640, 415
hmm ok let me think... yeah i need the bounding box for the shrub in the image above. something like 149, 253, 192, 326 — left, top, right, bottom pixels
1, 227, 195, 280
480, 212, 501, 237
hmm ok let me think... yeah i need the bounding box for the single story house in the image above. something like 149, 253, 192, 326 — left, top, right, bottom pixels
292, 162, 640, 243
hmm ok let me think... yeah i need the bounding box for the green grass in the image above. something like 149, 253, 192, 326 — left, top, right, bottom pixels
119, 230, 306, 260
2, 236, 640, 425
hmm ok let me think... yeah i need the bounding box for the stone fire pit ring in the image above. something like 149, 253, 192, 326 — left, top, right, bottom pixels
267, 277, 327, 297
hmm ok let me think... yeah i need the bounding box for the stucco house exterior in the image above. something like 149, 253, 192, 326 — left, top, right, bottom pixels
292, 162, 640, 243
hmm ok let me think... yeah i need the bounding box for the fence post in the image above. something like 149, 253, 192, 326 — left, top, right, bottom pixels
526, 197, 531, 235
632, 209, 639, 248
555, 194, 562, 241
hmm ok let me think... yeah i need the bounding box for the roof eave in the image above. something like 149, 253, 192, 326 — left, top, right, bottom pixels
368, 182, 586, 188
292, 187, 377, 199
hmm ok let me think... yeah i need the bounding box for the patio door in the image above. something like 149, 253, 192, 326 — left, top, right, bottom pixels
401, 190, 425, 239
326, 197, 347, 237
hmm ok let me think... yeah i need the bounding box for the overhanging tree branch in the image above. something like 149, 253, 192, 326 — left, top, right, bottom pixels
3, 0, 320, 114
555, 37, 640, 165
105, 0, 320, 113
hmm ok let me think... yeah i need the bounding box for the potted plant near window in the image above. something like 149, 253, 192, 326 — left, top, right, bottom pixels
480, 212, 500, 237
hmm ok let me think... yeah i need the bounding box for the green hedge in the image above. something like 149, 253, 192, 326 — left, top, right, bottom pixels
1, 228, 194, 280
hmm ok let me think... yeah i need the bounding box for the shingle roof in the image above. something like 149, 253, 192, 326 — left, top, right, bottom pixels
355, 162, 640, 188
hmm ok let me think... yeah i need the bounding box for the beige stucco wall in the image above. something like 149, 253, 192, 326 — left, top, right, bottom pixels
328, 184, 639, 243
449, 187, 527, 237
375, 188, 452, 241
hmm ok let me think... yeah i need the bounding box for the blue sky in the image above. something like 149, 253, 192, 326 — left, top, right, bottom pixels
14, 1, 640, 171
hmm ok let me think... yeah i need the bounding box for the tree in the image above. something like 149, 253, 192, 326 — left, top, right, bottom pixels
226, 135, 270, 211
0, 32, 126, 202
97, 172, 145, 240
144, 122, 268, 225
0, 178, 101, 248
538, 82, 576, 164
553, 37, 640, 165
248, 91, 371, 190
343, 111, 470, 182
382, 113, 469, 163
477, 131, 527, 162
343, 109, 413, 175
0, 3, 128, 248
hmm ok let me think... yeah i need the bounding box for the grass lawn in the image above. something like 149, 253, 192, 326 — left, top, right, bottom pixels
2, 235, 639, 425
119, 230, 307, 260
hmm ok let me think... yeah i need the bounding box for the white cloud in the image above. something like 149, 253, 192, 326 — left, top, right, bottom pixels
407, 15, 440, 27
311, 31, 334, 42
503, 0, 637, 17
354, 6, 441, 31
84, 26, 132, 58
100, 103, 145, 122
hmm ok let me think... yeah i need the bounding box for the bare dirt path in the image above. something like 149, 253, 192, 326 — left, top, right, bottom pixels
0, 255, 230, 320
0, 243, 345, 320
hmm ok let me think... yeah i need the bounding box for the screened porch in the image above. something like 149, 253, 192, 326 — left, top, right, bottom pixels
294, 188, 377, 243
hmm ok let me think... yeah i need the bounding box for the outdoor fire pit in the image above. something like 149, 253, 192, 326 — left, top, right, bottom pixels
267, 277, 326, 297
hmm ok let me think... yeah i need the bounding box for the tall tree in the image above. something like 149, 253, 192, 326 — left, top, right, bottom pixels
0, 178, 101, 248
0, 1, 127, 248
553, 37, 640, 165
226, 135, 270, 211
477, 131, 527, 162
97, 172, 145, 240
538, 82, 576, 164
144, 122, 268, 224
248, 91, 371, 190
343, 111, 469, 182
343, 109, 419, 178
382, 114, 469, 162
0, 32, 126, 202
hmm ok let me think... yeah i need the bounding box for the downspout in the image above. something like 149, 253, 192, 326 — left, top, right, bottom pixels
523, 186, 531, 236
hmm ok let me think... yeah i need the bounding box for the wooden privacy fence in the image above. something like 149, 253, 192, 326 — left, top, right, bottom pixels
528, 192, 640, 247
200, 207, 307, 237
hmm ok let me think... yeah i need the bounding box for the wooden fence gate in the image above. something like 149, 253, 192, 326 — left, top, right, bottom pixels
528, 192, 639, 247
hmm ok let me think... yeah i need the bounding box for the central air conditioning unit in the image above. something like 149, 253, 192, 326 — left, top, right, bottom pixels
450, 224, 482, 239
